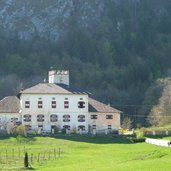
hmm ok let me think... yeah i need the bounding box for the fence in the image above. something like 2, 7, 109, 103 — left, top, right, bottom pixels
0, 146, 61, 170
143, 130, 171, 136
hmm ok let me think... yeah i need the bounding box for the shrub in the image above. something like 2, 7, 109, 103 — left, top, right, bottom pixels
24, 152, 29, 168
61, 128, 66, 134
130, 137, 146, 143
135, 130, 144, 138
16, 125, 26, 136
71, 127, 77, 134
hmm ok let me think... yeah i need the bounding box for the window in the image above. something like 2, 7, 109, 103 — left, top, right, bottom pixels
78, 115, 85, 122
106, 115, 113, 119
11, 118, 18, 123
38, 125, 43, 131
23, 114, 31, 122
50, 114, 58, 122
91, 115, 98, 119
63, 125, 70, 130
64, 101, 69, 108
78, 101, 85, 108
25, 125, 31, 131
78, 125, 85, 131
108, 125, 112, 130
37, 114, 45, 122
92, 125, 96, 129
63, 115, 70, 122
51, 101, 56, 108
38, 101, 43, 108
25, 101, 30, 108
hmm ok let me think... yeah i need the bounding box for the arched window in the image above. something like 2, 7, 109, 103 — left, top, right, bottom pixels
63, 115, 70, 122
78, 115, 85, 122
37, 114, 45, 122
50, 114, 58, 122
23, 114, 31, 122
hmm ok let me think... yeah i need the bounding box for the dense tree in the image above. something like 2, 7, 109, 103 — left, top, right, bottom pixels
0, 0, 170, 126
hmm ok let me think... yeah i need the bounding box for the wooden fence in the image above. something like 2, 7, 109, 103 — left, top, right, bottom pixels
0, 147, 61, 169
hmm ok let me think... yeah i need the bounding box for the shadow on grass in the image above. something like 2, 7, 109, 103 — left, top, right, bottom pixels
50, 134, 132, 144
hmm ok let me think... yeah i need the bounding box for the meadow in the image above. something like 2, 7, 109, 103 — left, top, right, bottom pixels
0, 135, 171, 171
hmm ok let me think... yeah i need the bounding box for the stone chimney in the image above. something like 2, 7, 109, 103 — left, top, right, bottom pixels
48, 70, 69, 86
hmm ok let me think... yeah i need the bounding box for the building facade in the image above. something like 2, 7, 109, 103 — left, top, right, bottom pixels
0, 70, 121, 134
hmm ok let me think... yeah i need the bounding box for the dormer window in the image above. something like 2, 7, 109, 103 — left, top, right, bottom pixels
38, 101, 43, 108
78, 101, 85, 108
25, 101, 30, 108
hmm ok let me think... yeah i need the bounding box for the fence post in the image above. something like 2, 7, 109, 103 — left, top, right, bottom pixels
54, 148, 56, 159
12, 149, 14, 160
43, 152, 45, 160
58, 148, 60, 158
6, 149, 8, 162
37, 153, 40, 162
18, 147, 20, 159
30, 153, 33, 164
49, 150, 51, 160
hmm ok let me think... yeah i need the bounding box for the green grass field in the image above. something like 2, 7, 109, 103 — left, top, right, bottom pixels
0, 135, 171, 171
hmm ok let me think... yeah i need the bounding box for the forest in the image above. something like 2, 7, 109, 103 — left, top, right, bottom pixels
0, 0, 171, 127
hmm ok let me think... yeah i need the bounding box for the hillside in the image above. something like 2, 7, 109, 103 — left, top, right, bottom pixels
0, 0, 171, 126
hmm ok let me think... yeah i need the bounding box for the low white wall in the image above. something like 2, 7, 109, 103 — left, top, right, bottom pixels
146, 138, 171, 147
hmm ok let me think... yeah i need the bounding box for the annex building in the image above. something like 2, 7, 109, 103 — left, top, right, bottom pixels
0, 70, 121, 134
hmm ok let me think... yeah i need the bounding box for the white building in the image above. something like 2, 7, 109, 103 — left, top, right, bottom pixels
0, 70, 121, 134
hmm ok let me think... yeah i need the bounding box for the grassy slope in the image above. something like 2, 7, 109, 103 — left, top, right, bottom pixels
0, 136, 171, 171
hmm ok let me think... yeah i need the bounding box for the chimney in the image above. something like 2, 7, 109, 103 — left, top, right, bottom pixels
48, 70, 69, 86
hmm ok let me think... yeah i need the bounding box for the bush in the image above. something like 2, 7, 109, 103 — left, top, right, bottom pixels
135, 130, 144, 138
71, 127, 77, 134
61, 128, 66, 134
16, 125, 26, 136
129, 137, 146, 143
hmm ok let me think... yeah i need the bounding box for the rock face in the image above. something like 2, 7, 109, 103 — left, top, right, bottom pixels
0, 0, 104, 39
